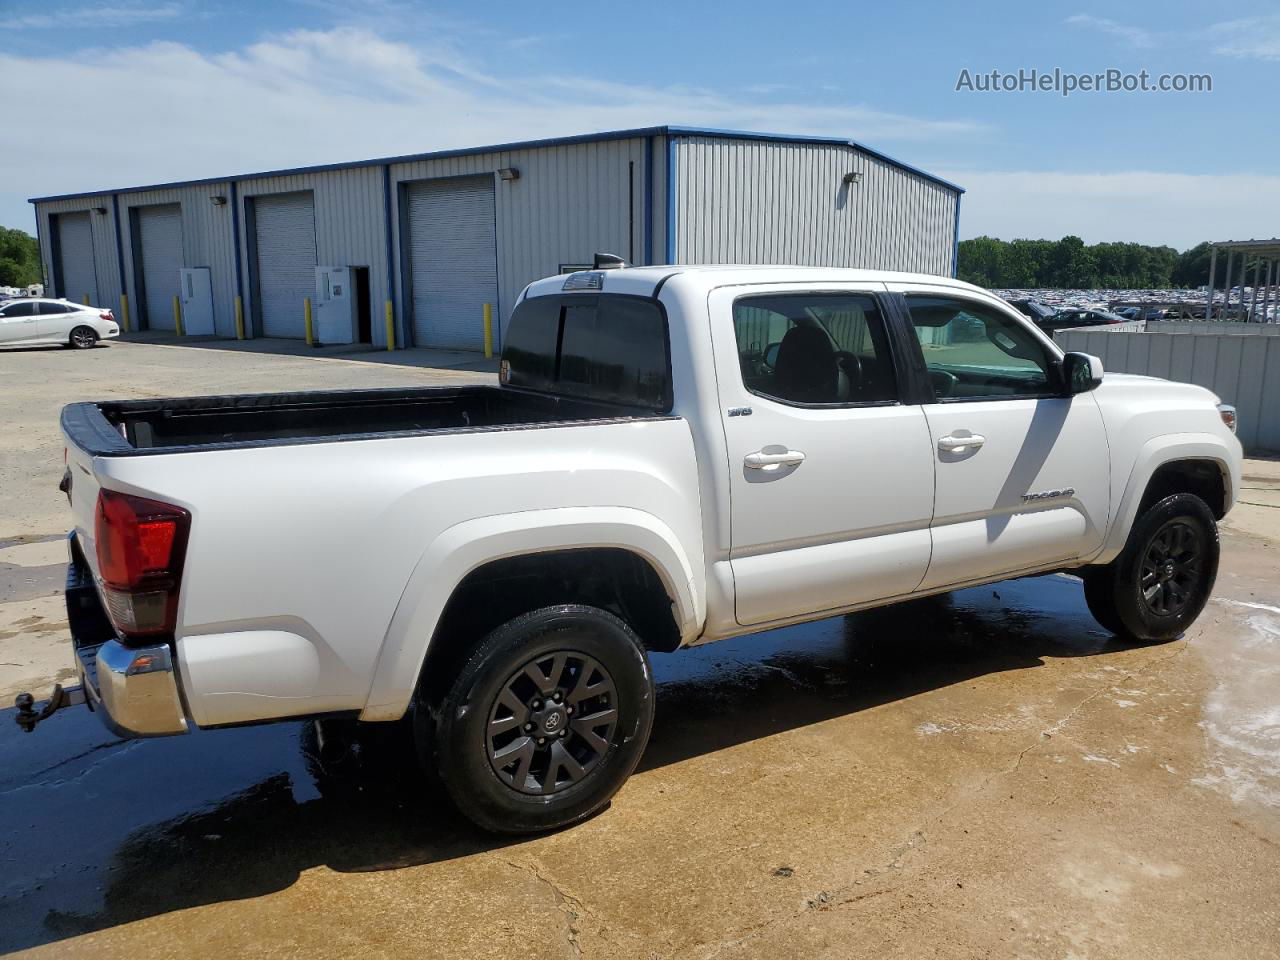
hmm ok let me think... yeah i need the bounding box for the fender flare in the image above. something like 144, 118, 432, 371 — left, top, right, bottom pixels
359, 506, 703, 721
1093, 432, 1238, 565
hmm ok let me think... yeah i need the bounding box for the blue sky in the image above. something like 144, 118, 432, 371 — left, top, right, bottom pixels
2, 0, 1277, 248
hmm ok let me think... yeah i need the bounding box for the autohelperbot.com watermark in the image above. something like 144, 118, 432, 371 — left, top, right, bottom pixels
955, 68, 1212, 97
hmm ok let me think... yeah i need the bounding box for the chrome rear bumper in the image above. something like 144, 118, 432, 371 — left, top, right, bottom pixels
79, 639, 188, 737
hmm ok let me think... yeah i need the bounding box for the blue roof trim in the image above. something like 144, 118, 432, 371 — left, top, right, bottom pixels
28, 125, 963, 203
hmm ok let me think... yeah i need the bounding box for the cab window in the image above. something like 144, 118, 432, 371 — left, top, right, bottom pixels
905, 295, 1056, 400
502, 294, 672, 411
733, 293, 897, 405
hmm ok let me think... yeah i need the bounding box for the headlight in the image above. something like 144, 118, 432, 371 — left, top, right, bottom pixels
1217, 403, 1237, 434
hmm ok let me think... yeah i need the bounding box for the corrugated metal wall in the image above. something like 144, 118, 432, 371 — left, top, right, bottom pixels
391, 136, 653, 343
37, 198, 121, 306
1056, 327, 1280, 453
33, 130, 959, 349
672, 135, 957, 275
239, 167, 388, 342
121, 186, 238, 336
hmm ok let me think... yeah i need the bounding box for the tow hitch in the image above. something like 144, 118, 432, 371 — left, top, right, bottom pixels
13, 684, 86, 733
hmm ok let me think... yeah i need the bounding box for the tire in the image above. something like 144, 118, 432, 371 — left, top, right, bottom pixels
69, 326, 98, 349
1082, 493, 1219, 642
427, 604, 655, 834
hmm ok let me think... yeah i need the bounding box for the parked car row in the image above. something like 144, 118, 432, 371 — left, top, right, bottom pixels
0, 297, 119, 349
1005, 297, 1130, 334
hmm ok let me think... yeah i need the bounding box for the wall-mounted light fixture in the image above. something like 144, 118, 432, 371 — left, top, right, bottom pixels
842, 172, 863, 186
497, 167, 521, 182
210, 195, 227, 205
92, 206, 108, 215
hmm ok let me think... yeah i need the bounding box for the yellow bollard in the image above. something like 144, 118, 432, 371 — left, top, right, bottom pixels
304, 297, 314, 346
119, 293, 130, 333
173, 295, 184, 336
385, 300, 395, 351
482, 302, 493, 359
234, 296, 245, 340
83, 294, 89, 306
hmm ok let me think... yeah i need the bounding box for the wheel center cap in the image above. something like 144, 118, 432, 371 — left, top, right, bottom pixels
1161, 561, 1176, 581
532, 704, 567, 734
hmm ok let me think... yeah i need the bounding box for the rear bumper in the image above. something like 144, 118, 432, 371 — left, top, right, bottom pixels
67, 535, 188, 738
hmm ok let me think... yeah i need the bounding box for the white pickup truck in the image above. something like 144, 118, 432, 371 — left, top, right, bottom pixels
25, 262, 1241, 834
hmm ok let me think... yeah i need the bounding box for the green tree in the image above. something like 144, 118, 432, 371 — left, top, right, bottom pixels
1172, 242, 1213, 288
957, 235, 1211, 289
0, 227, 42, 287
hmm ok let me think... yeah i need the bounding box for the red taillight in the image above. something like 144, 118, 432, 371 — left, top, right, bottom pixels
100, 311, 113, 322
94, 490, 190, 638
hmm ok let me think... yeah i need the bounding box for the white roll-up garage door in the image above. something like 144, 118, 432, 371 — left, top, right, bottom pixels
253, 192, 316, 338
57, 212, 99, 306
407, 177, 498, 349
136, 204, 184, 331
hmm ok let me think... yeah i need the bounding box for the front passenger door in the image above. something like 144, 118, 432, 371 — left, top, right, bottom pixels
893, 287, 1109, 590
0, 301, 39, 344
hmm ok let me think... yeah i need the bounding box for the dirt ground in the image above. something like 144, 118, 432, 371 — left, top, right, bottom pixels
1, 337, 1278, 959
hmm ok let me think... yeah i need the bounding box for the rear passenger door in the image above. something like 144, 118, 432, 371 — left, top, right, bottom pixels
709, 285, 937, 626
36, 301, 75, 342
890, 285, 1109, 589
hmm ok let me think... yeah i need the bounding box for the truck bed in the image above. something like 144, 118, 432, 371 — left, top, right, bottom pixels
62, 385, 666, 455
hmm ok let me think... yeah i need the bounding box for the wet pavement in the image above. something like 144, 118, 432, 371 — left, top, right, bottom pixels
2, 343, 1278, 958
3, 538, 1279, 959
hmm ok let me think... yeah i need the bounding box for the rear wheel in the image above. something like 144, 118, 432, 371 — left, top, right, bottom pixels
69, 326, 98, 349
426, 604, 654, 834
1082, 493, 1219, 642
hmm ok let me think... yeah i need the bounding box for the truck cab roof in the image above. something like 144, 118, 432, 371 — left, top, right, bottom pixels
522, 265, 990, 302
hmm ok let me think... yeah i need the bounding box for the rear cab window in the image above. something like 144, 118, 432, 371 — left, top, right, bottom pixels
501, 293, 672, 411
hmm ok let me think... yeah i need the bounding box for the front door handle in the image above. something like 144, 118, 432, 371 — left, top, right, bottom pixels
938, 433, 986, 453
744, 449, 806, 470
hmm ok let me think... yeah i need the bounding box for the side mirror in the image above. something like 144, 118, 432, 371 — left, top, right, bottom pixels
1063, 351, 1104, 394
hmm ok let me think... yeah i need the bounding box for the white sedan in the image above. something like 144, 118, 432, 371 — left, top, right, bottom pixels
0, 298, 120, 349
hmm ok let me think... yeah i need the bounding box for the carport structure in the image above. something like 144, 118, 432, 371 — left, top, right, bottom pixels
1206, 238, 1280, 323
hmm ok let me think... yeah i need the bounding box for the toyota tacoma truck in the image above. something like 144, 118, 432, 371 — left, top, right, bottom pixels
21, 262, 1242, 834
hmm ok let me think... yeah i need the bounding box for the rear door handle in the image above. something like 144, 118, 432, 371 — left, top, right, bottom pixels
938, 433, 985, 453
744, 449, 806, 470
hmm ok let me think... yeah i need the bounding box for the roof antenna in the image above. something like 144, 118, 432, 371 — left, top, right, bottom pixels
593, 253, 627, 270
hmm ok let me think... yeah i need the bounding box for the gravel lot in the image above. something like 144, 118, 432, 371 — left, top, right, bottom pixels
1, 337, 1278, 959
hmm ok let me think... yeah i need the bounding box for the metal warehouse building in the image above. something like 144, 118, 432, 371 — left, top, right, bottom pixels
29, 126, 962, 351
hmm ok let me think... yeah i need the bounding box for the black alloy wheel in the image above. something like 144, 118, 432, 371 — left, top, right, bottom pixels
1138, 520, 1203, 617
425, 604, 654, 834
486, 651, 618, 796
1081, 492, 1219, 642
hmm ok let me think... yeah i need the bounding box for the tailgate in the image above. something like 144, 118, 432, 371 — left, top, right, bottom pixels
61, 423, 108, 584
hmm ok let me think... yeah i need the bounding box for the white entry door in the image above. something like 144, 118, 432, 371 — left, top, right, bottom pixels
180, 268, 215, 335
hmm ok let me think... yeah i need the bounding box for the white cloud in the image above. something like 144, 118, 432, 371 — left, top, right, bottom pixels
1065, 14, 1159, 49
944, 170, 1280, 249
0, 26, 980, 230
1211, 15, 1280, 60
4, 2, 182, 29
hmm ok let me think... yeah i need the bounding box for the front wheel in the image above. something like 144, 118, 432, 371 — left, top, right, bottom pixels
69, 326, 99, 349
1083, 492, 1219, 642
427, 604, 655, 834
